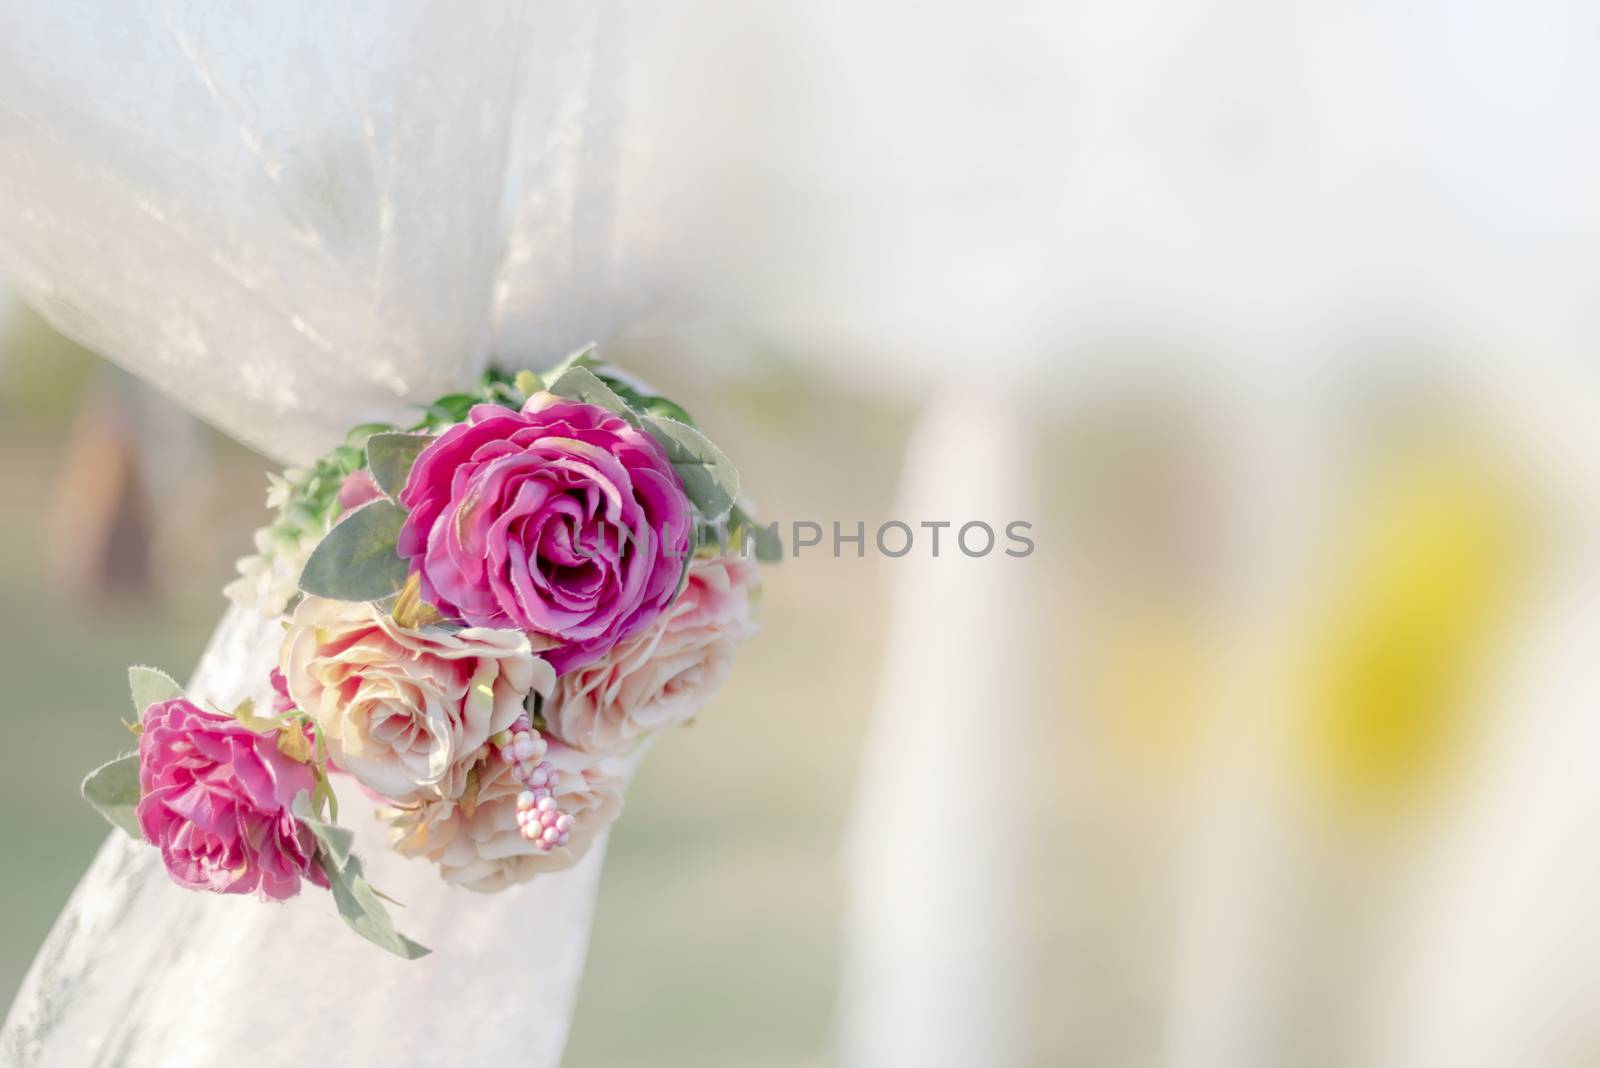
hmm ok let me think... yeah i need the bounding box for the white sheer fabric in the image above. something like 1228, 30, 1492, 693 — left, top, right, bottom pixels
0, 0, 627, 465
0, 3, 639, 1065
4, 607, 645, 1068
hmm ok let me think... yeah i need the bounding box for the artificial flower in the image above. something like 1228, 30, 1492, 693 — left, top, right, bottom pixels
395, 396, 693, 673
223, 525, 321, 617
386, 740, 623, 892
135, 697, 326, 901
280, 596, 553, 802
544, 555, 758, 754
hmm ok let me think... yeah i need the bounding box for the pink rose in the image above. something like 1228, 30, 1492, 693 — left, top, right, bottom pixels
135, 698, 326, 901
280, 596, 553, 803
268, 667, 296, 714
396, 397, 693, 673
387, 741, 623, 892
336, 469, 383, 514
543, 556, 758, 755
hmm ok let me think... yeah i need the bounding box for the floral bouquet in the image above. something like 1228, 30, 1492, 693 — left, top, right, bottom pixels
80, 349, 776, 957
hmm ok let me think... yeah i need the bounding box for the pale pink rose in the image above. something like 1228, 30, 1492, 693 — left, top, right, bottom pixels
136, 698, 326, 901
542, 556, 758, 755
386, 741, 623, 892
280, 596, 553, 802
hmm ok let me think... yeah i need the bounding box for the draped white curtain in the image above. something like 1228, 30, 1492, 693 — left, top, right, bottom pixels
0, 0, 631, 465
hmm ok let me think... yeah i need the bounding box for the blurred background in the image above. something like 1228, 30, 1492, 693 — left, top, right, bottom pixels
8, 293, 1595, 1067
4, 3, 1600, 1067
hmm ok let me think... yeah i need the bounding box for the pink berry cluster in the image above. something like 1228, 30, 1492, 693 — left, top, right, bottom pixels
494, 715, 574, 851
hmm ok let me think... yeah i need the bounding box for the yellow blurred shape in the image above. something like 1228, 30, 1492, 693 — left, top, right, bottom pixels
1302, 441, 1522, 817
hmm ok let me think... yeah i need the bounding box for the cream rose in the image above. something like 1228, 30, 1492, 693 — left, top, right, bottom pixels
542, 555, 758, 755
386, 741, 623, 892
280, 596, 554, 802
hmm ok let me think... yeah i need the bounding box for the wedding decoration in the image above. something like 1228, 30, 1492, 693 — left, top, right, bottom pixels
80, 349, 775, 957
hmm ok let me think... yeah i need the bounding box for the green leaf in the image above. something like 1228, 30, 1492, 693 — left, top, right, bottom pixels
513, 370, 543, 398
128, 665, 183, 717
675, 519, 701, 596
297, 500, 410, 602
312, 768, 339, 824
629, 391, 696, 426
423, 392, 478, 425
344, 422, 396, 448
309, 722, 338, 822
729, 504, 783, 563
591, 371, 699, 427
300, 801, 355, 865
641, 415, 740, 523
82, 753, 142, 839
485, 380, 523, 407
228, 696, 283, 737
365, 433, 435, 499
535, 345, 703, 424
748, 522, 784, 563
329, 444, 364, 472
539, 343, 601, 383
293, 795, 430, 960
545, 365, 632, 416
